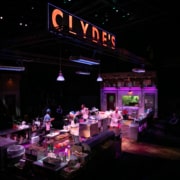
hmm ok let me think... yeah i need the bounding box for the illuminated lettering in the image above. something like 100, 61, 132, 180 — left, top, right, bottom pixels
49, 3, 116, 49
111, 35, 116, 49
80, 20, 89, 39
52, 9, 63, 30
102, 31, 107, 47
92, 26, 100, 43
69, 15, 76, 35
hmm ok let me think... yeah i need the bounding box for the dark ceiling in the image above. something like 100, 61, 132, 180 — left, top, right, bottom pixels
0, 0, 179, 74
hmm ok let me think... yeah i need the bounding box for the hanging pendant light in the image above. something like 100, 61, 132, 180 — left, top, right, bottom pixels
132, 64, 145, 73
57, 48, 65, 81
57, 70, 65, 81
97, 74, 103, 82
96, 63, 103, 82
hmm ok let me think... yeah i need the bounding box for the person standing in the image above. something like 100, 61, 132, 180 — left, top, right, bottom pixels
80, 104, 89, 121
109, 107, 123, 136
56, 105, 63, 118
122, 108, 128, 120
109, 107, 123, 158
43, 108, 55, 134
54, 104, 63, 129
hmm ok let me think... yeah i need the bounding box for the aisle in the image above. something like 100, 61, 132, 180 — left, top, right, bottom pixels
120, 120, 132, 138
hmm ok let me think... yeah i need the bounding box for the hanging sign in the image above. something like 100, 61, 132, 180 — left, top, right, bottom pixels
48, 3, 116, 49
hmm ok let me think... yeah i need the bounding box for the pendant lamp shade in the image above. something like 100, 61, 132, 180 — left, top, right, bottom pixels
57, 47, 65, 81
97, 62, 103, 82
132, 64, 145, 73
57, 70, 65, 81
96, 74, 103, 82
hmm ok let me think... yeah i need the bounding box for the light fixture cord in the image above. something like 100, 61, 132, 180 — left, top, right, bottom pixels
59, 47, 62, 71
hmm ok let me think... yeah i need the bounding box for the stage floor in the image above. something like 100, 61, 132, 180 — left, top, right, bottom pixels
120, 120, 180, 160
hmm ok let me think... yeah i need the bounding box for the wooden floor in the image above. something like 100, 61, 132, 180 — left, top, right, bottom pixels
121, 120, 180, 160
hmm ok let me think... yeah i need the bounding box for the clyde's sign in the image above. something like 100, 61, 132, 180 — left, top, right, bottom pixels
48, 3, 116, 49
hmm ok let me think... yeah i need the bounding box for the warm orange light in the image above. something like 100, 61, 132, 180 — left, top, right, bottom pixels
92, 26, 100, 43
7, 78, 14, 87
80, 20, 89, 38
49, 4, 116, 49
52, 9, 63, 30
102, 31, 107, 47
69, 15, 76, 35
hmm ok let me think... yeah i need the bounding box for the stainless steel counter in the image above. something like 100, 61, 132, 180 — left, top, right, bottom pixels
79, 121, 99, 138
